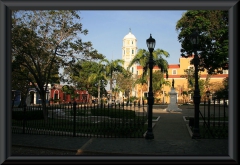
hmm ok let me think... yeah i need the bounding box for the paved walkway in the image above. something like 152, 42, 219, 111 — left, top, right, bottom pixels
11, 105, 228, 156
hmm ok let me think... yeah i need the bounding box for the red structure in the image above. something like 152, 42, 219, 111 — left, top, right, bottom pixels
49, 84, 91, 104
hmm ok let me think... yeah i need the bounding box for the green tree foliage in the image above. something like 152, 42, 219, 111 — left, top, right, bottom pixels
65, 60, 107, 98
100, 59, 127, 104
128, 48, 170, 78
12, 10, 101, 120
176, 10, 228, 74
214, 77, 228, 99
61, 85, 76, 100
181, 68, 211, 100
152, 70, 171, 97
114, 71, 135, 97
128, 48, 170, 102
133, 75, 148, 104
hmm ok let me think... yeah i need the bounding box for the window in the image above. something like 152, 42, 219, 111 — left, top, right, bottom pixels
54, 94, 58, 100
172, 69, 177, 75
126, 48, 130, 55
132, 50, 134, 54
132, 67, 134, 73
132, 41, 133, 44
63, 93, 66, 100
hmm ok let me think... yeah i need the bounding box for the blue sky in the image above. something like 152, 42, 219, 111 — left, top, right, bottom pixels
78, 10, 187, 65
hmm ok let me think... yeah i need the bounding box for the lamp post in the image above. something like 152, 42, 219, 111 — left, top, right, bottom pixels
190, 30, 201, 139
145, 34, 155, 139
182, 30, 201, 138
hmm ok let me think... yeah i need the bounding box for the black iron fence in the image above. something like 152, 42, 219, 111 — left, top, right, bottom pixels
188, 97, 228, 139
12, 102, 148, 138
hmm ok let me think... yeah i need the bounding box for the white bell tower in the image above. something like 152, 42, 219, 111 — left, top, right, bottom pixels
122, 28, 138, 75
122, 29, 138, 98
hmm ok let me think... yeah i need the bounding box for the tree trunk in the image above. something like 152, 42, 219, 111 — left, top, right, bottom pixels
98, 80, 101, 104
40, 92, 48, 121
109, 78, 113, 105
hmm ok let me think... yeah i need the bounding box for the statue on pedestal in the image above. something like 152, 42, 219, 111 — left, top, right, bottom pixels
172, 79, 175, 88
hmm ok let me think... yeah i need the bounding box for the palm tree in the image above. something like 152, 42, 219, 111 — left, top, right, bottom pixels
112, 86, 121, 102
95, 63, 107, 104
100, 59, 126, 105
134, 75, 148, 105
128, 48, 170, 101
128, 48, 169, 78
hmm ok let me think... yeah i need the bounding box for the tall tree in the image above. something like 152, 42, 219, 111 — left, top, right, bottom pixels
12, 10, 99, 121
65, 60, 107, 99
114, 71, 135, 100
214, 77, 228, 99
176, 10, 228, 74
152, 70, 171, 98
128, 48, 170, 78
128, 48, 170, 100
133, 75, 148, 104
181, 68, 211, 100
61, 85, 76, 101
100, 59, 126, 105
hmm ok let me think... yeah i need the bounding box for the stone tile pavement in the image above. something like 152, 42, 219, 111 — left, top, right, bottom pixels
11, 105, 228, 157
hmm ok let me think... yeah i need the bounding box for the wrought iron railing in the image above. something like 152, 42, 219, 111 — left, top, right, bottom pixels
12, 102, 147, 138
198, 97, 228, 139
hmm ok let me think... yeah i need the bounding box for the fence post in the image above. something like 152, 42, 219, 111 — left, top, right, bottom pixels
73, 101, 77, 137
223, 96, 226, 127
23, 103, 27, 134
208, 97, 210, 128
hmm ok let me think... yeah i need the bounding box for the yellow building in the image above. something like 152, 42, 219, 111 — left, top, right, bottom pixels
135, 56, 228, 103
121, 30, 228, 104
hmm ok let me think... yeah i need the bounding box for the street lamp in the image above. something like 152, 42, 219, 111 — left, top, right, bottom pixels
145, 34, 155, 139
206, 89, 210, 126
182, 30, 201, 138
190, 30, 201, 139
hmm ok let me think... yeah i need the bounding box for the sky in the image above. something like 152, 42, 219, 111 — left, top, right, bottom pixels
77, 10, 187, 65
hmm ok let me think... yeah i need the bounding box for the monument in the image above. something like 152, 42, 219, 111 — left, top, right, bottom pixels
164, 79, 182, 112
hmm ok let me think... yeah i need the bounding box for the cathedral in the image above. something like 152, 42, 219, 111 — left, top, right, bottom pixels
121, 29, 228, 104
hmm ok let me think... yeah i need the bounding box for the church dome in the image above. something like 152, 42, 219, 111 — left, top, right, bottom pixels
123, 30, 136, 40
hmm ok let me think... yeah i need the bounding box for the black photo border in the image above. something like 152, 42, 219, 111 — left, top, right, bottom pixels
0, 0, 239, 164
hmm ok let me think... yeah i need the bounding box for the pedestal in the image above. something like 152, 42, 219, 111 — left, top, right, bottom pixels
165, 87, 182, 112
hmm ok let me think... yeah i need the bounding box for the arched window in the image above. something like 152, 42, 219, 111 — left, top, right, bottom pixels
53, 90, 59, 100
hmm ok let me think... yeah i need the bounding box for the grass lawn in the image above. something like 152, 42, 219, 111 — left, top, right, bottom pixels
12, 107, 148, 138
198, 125, 228, 139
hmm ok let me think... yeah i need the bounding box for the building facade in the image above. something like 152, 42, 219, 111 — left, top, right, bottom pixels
121, 29, 138, 98
121, 31, 228, 104
12, 83, 91, 107
49, 84, 90, 104
135, 57, 228, 103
